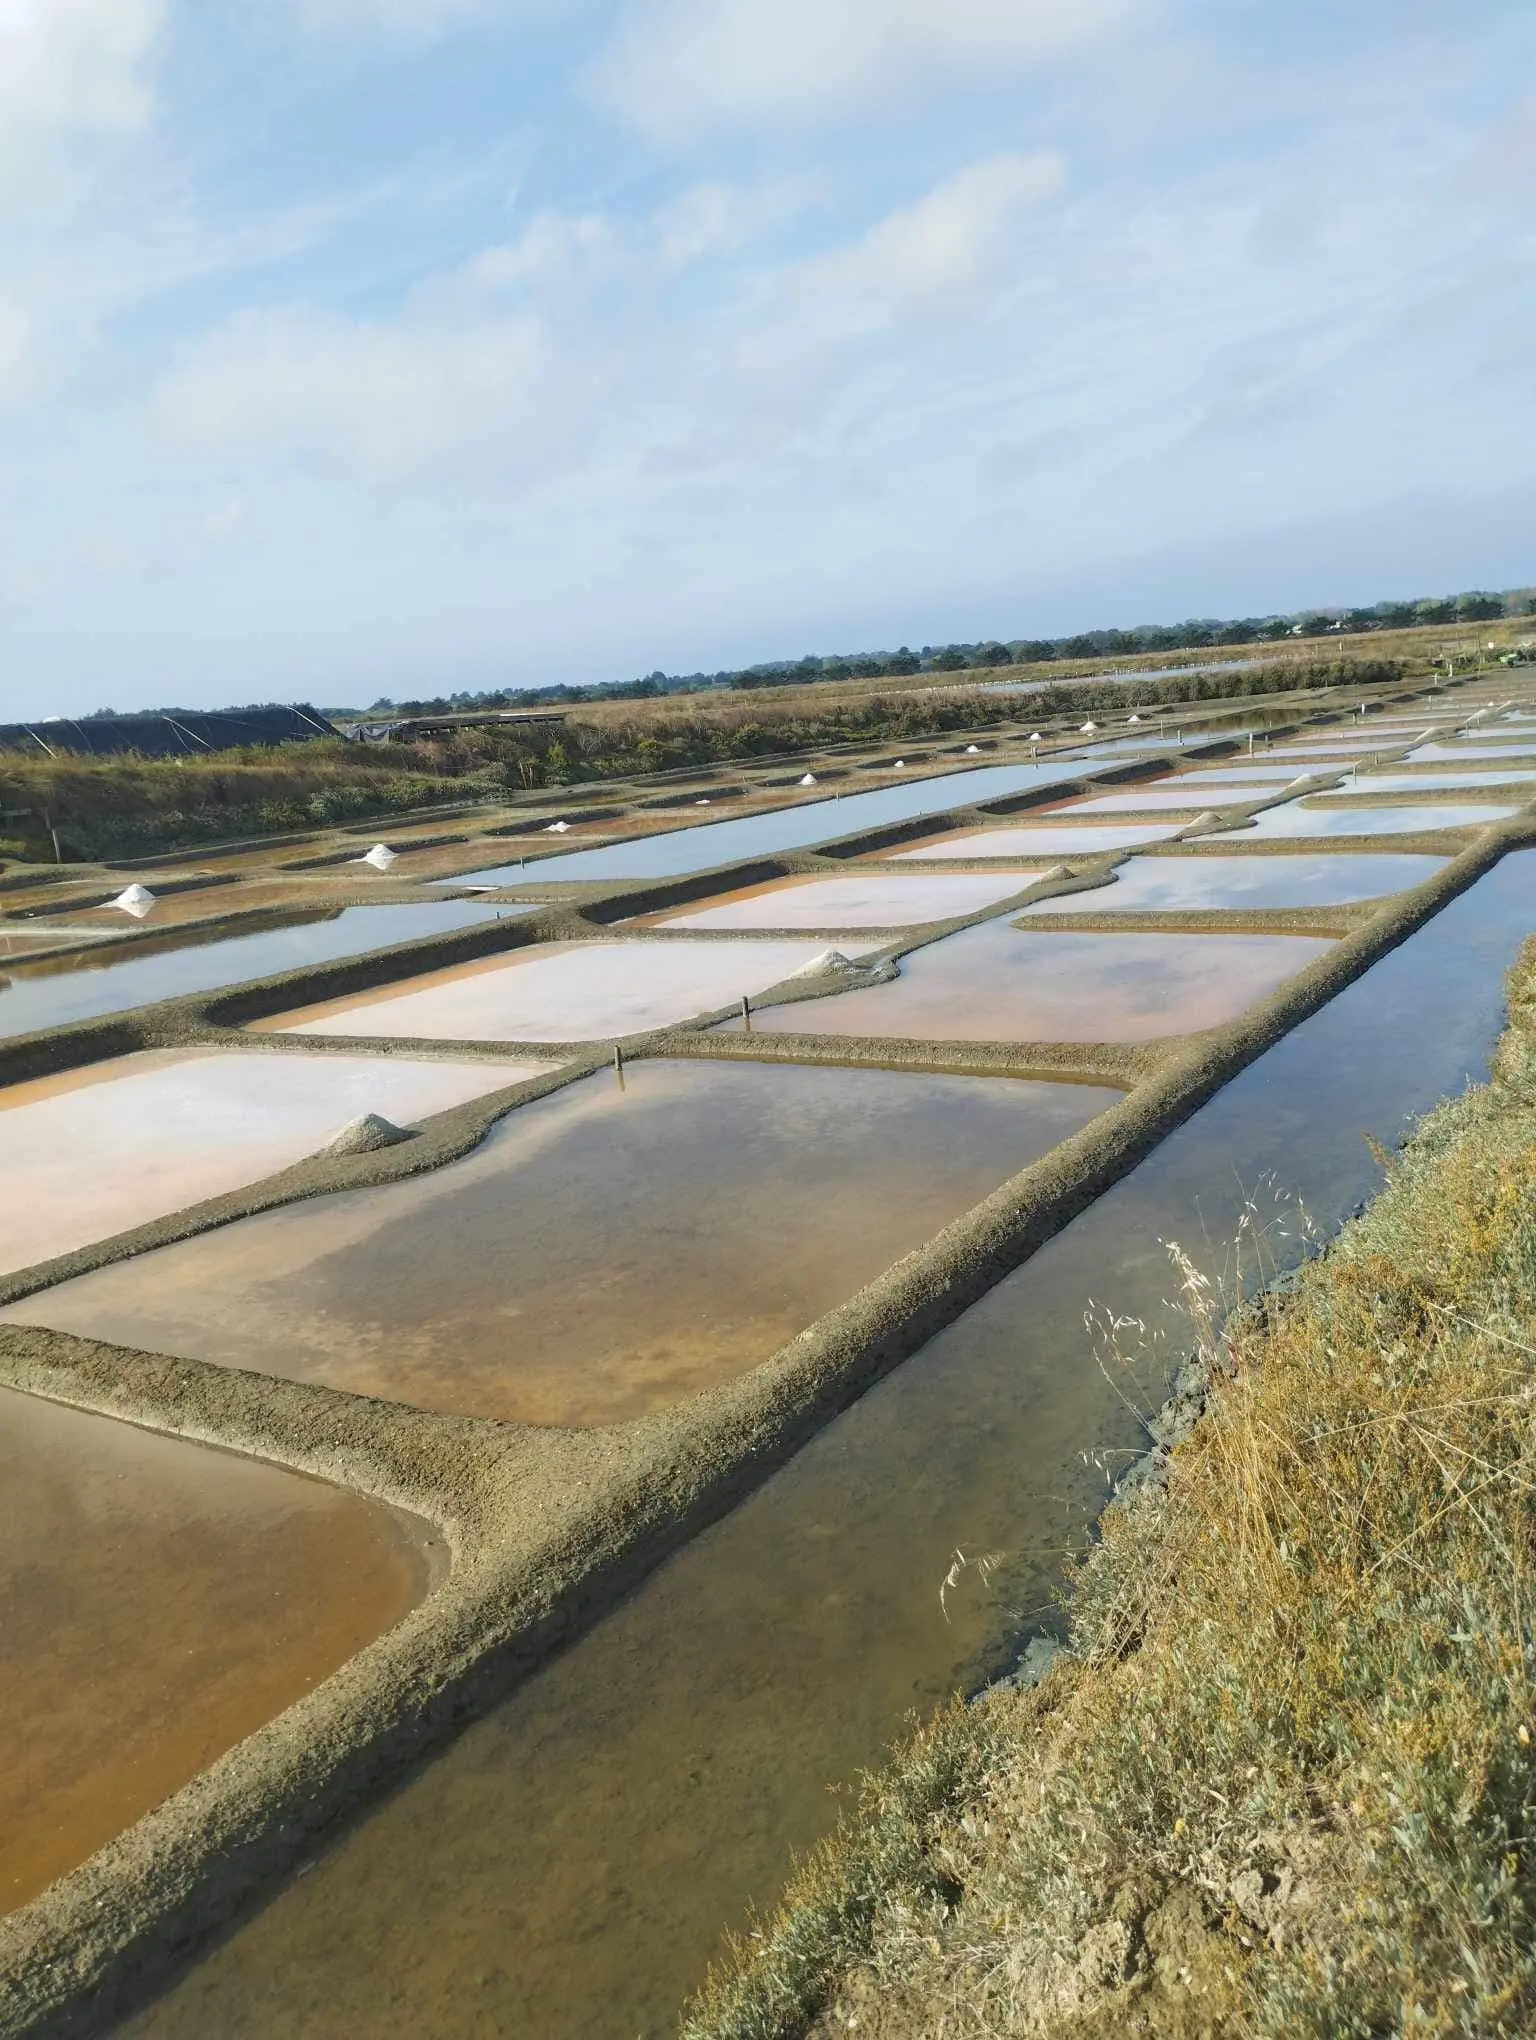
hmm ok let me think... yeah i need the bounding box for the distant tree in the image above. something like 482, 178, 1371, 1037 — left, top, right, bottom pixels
1415, 598, 1458, 625
1524, 597, 1536, 616
978, 642, 1013, 666
885, 648, 921, 675
931, 647, 969, 671
1456, 591, 1505, 621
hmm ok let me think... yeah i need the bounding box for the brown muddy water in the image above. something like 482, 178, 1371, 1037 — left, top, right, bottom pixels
118, 852, 1536, 2040
0, 1049, 540, 1275
260, 938, 880, 1043
639, 871, 1040, 930
1017, 852, 1446, 913
732, 924, 1332, 1042
0, 1389, 428, 1913
7, 1063, 1114, 1424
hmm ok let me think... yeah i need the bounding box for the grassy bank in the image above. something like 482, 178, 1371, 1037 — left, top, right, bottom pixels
0, 747, 475, 863
687, 936, 1536, 2040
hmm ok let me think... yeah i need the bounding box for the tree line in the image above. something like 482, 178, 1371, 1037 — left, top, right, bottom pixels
359, 585, 1530, 718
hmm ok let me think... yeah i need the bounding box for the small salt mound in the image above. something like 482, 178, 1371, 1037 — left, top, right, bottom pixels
1186, 811, 1225, 827
320, 1113, 412, 1158
1079, 721, 1098, 733
111, 884, 156, 918
359, 844, 397, 870
893, 759, 906, 769
785, 948, 860, 980
695, 799, 711, 806
798, 773, 818, 786
964, 744, 981, 754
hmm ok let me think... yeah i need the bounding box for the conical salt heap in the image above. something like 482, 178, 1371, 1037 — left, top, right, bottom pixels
111, 884, 156, 918
320, 1113, 412, 1158
785, 948, 859, 981
360, 844, 397, 870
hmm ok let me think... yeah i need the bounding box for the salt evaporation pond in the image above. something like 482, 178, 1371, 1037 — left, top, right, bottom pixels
0, 1387, 426, 1913
1409, 742, 1536, 764
1351, 770, 1536, 793
642, 870, 1038, 931
261, 938, 879, 1043
0, 1048, 538, 1275
1018, 851, 1444, 914
883, 822, 1181, 858
1212, 800, 1521, 841
6, 1063, 1115, 1426
434, 758, 1102, 887
1051, 785, 1265, 813
1174, 761, 1357, 783
0, 902, 509, 1039
732, 924, 1330, 1042
117, 853, 1536, 2040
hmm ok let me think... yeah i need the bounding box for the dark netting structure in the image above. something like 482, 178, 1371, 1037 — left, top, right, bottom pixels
0, 706, 337, 758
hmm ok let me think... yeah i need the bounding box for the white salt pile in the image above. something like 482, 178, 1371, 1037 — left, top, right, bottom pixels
319, 1113, 412, 1158
111, 885, 156, 918
360, 844, 398, 871
798, 773, 817, 786
785, 948, 860, 980
545, 821, 571, 835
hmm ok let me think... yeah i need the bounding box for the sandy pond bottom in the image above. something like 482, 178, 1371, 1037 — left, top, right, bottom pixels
1018, 851, 1445, 913
732, 923, 1331, 1042
639, 871, 1039, 930
0, 1049, 540, 1276
4, 1063, 1115, 1425
258, 938, 879, 1043
0, 1389, 427, 1913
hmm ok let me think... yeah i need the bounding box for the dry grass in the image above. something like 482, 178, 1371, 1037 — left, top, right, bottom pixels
685, 938, 1536, 2040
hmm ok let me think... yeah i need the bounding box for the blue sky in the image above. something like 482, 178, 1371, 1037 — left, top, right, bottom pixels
1, 0, 1532, 715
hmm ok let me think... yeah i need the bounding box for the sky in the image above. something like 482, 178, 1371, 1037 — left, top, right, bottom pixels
0, 0, 1533, 716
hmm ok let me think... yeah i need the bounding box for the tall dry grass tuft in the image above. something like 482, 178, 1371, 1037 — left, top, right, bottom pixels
685, 938, 1536, 2040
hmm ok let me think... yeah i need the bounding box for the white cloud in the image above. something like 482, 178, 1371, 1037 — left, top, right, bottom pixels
738, 151, 1065, 372
157, 305, 553, 486
594, 0, 1137, 133
0, 0, 164, 140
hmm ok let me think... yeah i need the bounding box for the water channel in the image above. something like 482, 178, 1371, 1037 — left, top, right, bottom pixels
120, 851, 1536, 2040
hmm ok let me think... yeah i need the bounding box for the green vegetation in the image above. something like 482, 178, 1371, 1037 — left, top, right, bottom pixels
686, 938, 1536, 2040
0, 746, 474, 863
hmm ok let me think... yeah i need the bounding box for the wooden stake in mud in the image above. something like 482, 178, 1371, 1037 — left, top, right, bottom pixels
741, 994, 751, 1029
